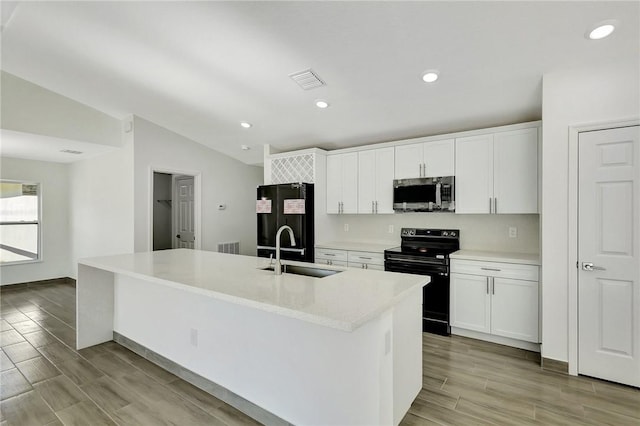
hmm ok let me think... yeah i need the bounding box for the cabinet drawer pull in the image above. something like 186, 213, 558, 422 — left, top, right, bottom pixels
481, 267, 501, 271
324, 253, 335, 256
359, 256, 372, 260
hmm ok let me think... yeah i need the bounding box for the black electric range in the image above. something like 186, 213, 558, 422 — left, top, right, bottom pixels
384, 228, 460, 335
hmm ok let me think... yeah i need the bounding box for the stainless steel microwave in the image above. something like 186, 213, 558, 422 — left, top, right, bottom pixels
393, 177, 455, 212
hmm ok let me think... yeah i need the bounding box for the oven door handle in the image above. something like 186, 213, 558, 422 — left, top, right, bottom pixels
385, 256, 445, 264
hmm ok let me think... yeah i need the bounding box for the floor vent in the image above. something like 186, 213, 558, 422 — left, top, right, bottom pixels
289, 68, 325, 90
218, 241, 240, 255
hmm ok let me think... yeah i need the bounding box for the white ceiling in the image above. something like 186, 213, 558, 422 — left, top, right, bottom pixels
1, 1, 638, 165
0, 129, 117, 163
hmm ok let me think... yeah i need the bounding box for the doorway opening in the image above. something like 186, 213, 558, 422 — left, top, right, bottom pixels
152, 170, 200, 251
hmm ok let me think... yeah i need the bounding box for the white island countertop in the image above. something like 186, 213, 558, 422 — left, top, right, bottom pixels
79, 249, 428, 332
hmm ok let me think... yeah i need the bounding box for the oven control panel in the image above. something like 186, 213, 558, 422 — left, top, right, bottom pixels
401, 228, 458, 238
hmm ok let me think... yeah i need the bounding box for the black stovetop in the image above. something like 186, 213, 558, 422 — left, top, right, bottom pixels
385, 228, 460, 259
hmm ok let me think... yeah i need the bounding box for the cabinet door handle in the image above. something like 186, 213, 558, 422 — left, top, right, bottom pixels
489, 197, 492, 214
492, 277, 495, 295
494, 198, 498, 214
372, 201, 375, 214
375, 201, 378, 213
486, 277, 490, 294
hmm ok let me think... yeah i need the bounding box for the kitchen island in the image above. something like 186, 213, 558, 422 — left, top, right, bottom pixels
77, 249, 428, 425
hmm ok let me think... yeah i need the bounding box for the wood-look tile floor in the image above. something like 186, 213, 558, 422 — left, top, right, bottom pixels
0, 281, 638, 426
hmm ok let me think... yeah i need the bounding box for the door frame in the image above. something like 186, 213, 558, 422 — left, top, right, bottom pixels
149, 167, 202, 251
567, 118, 639, 376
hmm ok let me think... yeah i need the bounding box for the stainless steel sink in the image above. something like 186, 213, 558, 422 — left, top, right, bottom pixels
262, 264, 342, 278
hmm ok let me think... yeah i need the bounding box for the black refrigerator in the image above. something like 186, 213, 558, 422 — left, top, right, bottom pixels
257, 183, 314, 263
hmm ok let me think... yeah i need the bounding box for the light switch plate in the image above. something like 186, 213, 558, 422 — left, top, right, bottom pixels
509, 227, 518, 238
344, 223, 349, 232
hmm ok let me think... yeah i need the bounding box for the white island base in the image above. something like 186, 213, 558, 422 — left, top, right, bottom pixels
77, 250, 425, 425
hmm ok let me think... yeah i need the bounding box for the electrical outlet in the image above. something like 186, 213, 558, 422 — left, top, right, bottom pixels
190, 328, 198, 347
388, 224, 394, 234
344, 223, 349, 232
509, 227, 518, 238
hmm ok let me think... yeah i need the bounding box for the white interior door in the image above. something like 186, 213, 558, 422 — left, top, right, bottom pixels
578, 125, 640, 387
175, 176, 195, 249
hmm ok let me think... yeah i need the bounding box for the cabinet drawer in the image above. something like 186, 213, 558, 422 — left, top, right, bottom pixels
317, 258, 348, 267
315, 248, 348, 262
347, 263, 384, 271
347, 251, 384, 265
451, 259, 538, 281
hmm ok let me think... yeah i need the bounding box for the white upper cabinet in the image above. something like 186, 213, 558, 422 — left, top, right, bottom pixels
455, 127, 538, 214
326, 153, 358, 214
493, 128, 539, 214
455, 134, 494, 213
358, 148, 395, 214
395, 139, 454, 179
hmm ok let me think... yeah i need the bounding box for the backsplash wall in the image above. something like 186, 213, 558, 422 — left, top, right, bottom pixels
324, 214, 539, 254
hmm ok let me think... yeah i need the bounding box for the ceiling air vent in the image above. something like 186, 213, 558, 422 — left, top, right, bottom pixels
60, 149, 83, 155
289, 69, 325, 90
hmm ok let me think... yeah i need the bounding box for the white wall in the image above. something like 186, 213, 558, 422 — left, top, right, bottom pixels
541, 60, 640, 362
132, 117, 263, 256
0, 158, 71, 285
0, 71, 121, 147
68, 134, 134, 278
324, 214, 539, 253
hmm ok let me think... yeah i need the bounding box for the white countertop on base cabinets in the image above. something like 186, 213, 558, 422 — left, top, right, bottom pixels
450, 250, 540, 265
315, 241, 398, 252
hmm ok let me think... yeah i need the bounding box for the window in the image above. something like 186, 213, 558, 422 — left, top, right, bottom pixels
0, 181, 40, 264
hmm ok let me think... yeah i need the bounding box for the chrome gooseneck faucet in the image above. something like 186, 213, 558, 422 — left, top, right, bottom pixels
274, 225, 296, 275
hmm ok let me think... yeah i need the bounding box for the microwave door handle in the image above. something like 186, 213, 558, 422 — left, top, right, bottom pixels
435, 182, 442, 206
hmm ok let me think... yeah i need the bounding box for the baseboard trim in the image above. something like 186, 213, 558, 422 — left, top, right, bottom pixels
451, 327, 541, 352
113, 332, 292, 426
0, 277, 75, 290
542, 357, 569, 374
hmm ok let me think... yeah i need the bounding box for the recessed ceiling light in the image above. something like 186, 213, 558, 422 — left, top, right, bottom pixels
240, 122, 252, 128
315, 100, 329, 109
422, 71, 439, 83
241, 145, 250, 151
586, 20, 617, 40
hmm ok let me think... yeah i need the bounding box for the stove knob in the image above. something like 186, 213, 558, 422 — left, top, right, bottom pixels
450, 231, 456, 237
409, 229, 415, 236
442, 231, 449, 236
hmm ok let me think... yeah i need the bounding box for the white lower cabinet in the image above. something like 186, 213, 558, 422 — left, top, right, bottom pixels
450, 259, 540, 345
315, 248, 384, 270
450, 273, 491, 333
315, 248, 348, 267
347, 251, 384, 270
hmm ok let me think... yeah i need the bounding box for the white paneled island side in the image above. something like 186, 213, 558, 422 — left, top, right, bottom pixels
77, 249, 428, 425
